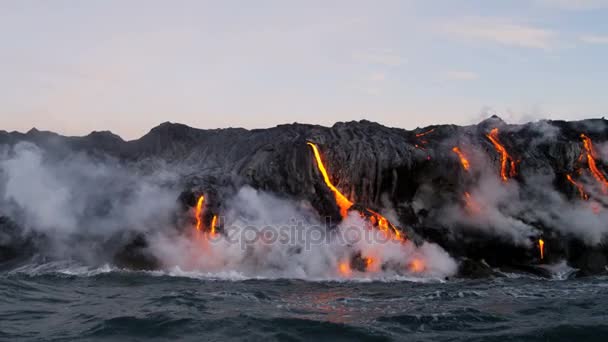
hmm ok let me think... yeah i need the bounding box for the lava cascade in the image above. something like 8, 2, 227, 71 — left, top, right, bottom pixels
306, 142, 353, 218
211, 215, 218, 236
195, 195, 205, 231
566, 174, 589, 200
452, 147, 470, 171
307, 142, 405, 240
486, 128, 517, 182
581, 134, 608, 193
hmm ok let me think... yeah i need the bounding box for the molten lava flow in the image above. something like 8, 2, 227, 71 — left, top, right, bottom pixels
195, 195, 205, 231
566, 174, 589, 200
210, 215, 218, 236
581, 134, 608, 193
307, 142, 406, 242
367, 209, 405, 241
452, 147, 470, 171
486, 128, 516, 182
338, 262, 352, 276
538, 239, 545, 260
416, 128, 435, 137
409, 258, 425, 273
307, 142, 353, 218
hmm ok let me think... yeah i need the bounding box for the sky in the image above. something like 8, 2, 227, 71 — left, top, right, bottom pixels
1, 0, 607, 140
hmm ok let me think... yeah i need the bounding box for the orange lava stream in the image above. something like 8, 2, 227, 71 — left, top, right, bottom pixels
415, 128, 435, 137
581, 134, 608, 193
195, 195, 205, 231
367, 208, 404, 241
566, 174, 589, 200
452, 147, 470, 171
307, 142, 354, 218
538, 239, 545, 260
486, 128, 516, 182
211, 215, 218, 236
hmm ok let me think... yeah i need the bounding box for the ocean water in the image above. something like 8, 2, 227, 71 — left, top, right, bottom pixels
1, 263, 608, 341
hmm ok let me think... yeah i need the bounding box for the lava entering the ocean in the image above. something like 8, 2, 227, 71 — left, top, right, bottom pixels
452, 147, 470, 171
486, 128, 517, 182
409, 258, 425, 273
538, 239, 545, 260
581, 134, 608, 194
307, 142, 353, 218
307, 142, 405, 242
338, 261, 352, 276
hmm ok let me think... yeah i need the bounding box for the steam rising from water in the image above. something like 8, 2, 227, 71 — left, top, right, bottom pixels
0, 142, 457, 280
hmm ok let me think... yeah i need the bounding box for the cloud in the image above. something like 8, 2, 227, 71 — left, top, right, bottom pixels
353, 49, 406, 67
535, 0, 608, 10
445, 19, 556, 49
445, 71, 479, 81
580, 34, 608, 44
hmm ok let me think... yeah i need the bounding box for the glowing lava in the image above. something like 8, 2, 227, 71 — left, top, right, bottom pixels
452, 147, 470, 171
307, 142, 406, 242
211, 215, 218, 236
486, 128, 517, 182
338, 262, 352, 276
195, 195, 205, 231
581, 134, 608, 193
566, 174, 589, 200
367, 208, 404, 241
409, 258, 425, 273
538, 239, 545, 260
416, 128, 435, 138
307, 142, 354, 218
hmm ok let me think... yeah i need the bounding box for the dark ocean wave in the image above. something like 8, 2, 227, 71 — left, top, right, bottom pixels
1, 267, 608, 341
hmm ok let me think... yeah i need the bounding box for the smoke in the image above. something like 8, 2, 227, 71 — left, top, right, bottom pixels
0, 142, 180, 260
150, 186, 457, 279
0, 142, 458, 279
422, 122, 608, 249
437, 174, 538, 246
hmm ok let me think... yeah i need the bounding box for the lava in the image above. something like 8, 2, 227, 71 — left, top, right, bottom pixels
307, 142, 406, 244
366, 208, 404, 241
452, 147, 470, 171
566, 174, 589, 200
538, 239, 545, 260
486, 128, 517, 182
338, 261, 352, 276
307, 142, 353, 218
409, 258, 425, 273
581, 134, 608, 193
415, 128, 435, 138
195, 195, 205, 231
211, 215, 218, 236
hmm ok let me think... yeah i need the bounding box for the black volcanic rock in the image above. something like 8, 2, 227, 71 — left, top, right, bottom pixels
1, 117, 608, 275
0, 216, 35, 265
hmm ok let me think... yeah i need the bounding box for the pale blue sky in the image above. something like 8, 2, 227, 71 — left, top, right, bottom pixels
1, 0, 607, 139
